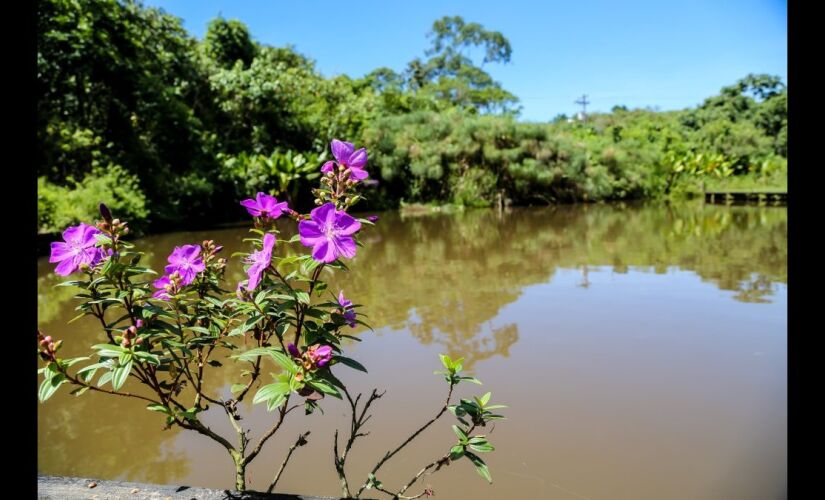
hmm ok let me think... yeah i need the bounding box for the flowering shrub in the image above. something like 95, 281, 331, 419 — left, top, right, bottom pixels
38, 139, 505, 498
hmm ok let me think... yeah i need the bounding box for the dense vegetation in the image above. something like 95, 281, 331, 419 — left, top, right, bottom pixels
37, 0, 787, 234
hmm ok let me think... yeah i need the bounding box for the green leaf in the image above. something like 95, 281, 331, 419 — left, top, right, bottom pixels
439, 353, 453, 371
307, 379, 341, 399
478, 392, 491, 406
147, 404, 171, 415
230, 384, 247, 394
97, 371, 113, 387
267, 393, 286, 412
111, 359, 133, 391
452, 424, 469, 443
366, 473, 383, 490
39, 373, 66, 402
92, 343, 128, 358
228, 315, 264, 337
69, 386, 90, 397
295, 291, 310, 304
253, 382, 291, 406
468, 437, 495, 453
465, 451, 492, 483
134, 351, 160, 365
76, 362, 110, 383
450, 445, 466, 460
334, 356, 367, 373
459, 376, 483, 385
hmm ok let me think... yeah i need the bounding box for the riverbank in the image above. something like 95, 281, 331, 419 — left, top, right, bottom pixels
37, 475, 342, 499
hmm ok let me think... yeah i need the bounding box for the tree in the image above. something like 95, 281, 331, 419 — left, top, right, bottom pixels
406, 15, 518, 113
204, 17, 257, 68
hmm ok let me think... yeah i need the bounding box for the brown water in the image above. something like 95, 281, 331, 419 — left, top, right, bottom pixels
37, 202, 786, 500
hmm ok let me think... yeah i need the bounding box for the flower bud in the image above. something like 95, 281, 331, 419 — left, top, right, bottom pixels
122, 227, 130, 235
135, 337, 144, 346
111, 218, 121, 226
44, 336, 53, 343
135, 319, 144, 329
48, 342, 56, 351
99, 203, 113, 223
39, 339, 49, 347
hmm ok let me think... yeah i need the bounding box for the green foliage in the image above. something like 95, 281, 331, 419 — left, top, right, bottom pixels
219, 149, 321, 206
38, 165, 148, 234
37, 1, 786, 234
204, 17, 257, 68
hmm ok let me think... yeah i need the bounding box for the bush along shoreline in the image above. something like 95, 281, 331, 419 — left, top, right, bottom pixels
38, 0, 786, 235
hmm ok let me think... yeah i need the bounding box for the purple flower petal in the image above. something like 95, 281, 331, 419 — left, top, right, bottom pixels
54, 257, 77, 276
49, 242, 72, 263
331, 139, 354, 164
244, 233, 276, 290
298, 220, 325, 246
321, 161, 336, 174
333, 236, 357, 259
165, 245, 205, 286
348, 167, 370, 181
348, 148, 368, 169
335, 213, 361, 236
311, 240, 338, 263
50, 223, 102, 275
240, 198, 262, 217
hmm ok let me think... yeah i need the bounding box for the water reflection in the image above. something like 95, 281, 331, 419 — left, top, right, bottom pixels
37, 202, 786, 498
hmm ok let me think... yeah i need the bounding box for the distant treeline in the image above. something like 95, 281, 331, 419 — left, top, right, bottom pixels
37, 0, 787, 234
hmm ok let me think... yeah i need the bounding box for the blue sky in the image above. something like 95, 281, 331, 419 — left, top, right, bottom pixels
143, 0, 787, 122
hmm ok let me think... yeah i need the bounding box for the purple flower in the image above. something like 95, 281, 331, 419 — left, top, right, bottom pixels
240, 192, 289, 219
49, 223, 105, 276
366, 215, 379, 223
337, 291, 357, 328
287, 343, 301, 358
244, 233, 275, 291
152, 275, 173, 301
164, 245, 205, 286
299, 203, 361, 263
307, 344, 333, 368
321, 139, 369, 181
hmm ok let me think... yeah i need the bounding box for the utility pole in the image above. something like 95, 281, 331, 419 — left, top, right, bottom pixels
575, 94, 590, 120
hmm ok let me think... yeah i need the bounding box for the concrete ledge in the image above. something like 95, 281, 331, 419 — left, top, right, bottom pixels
38, 475, 342, 500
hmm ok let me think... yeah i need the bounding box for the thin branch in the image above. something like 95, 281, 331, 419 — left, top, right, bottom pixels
266, 431, 310, 493
395, 453, 450, 498
395, 424, 476, 499
242, 398, 300, 466
61, 370, 161, 405
335, 388, 384, 497
356, 382, 455, 498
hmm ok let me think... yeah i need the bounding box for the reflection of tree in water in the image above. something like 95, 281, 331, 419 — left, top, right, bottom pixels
38, 389, 190, 484
38, 202, 786, 374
